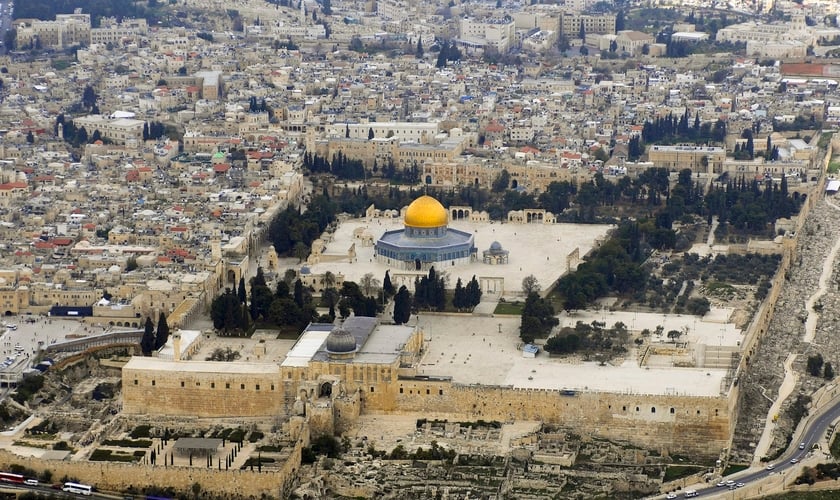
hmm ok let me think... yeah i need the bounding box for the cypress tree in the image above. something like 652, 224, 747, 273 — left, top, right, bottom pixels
141, 317, 155, 356
238, 277, 247, 304
155, 312, 170, 350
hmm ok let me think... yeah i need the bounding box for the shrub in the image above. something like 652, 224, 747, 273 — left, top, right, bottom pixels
129, 425, 151, 439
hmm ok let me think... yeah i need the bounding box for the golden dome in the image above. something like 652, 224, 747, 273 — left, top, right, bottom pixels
404, 195, 448, 228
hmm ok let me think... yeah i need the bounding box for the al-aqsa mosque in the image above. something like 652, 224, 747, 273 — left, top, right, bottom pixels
374, 195, 476, 270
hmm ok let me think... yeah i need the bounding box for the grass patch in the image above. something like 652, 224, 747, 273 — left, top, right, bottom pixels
129, 425, 151, 439
228, 428, 246, 443
765, 490, 840, 499
257, 445, 283, 452
12, 440, 49, 449
830, 433, 840, 459
663, 465, 703, 482
723, 463, 749, 477
89, 449, 142, 462
102, 439, 152, 448
818, 131, 835, 150
706, 281, 736, 294
829, 161, 840, 175
494, 301, 524, 315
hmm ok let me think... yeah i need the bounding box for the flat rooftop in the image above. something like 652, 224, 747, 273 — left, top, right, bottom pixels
307, 216, 612, 298
123, 357, 278, 375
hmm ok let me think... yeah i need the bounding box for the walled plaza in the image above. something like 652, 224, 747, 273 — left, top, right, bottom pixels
305, 213, 614, 298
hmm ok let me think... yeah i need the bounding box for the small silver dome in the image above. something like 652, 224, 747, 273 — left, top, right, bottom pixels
325, 325, 356, 354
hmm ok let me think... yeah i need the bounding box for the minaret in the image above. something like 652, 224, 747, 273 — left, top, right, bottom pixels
211, 229, 222, 261
172, 332, 181, 361
300, 1, 306, 24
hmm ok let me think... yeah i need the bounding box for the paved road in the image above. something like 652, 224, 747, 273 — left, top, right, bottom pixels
1, 483, 123, 499
657, 393, 840, 499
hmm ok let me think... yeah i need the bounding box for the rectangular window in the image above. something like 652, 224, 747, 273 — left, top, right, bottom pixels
439, 389, 443, 395
180, 381, 184, 387
134, 379, 138, 385
241, 384, 245, 390
271, 384, 275, 391
211, 382, 215, 389
151, 380, 155, 386
400, 388, 403, 394
256, 385, 260, 391
370, 387, 375, 393
226, 383, 230, 389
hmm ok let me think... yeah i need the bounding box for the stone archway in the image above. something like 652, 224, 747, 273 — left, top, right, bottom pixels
511, 179, 518, 189
319, 382, 332, 398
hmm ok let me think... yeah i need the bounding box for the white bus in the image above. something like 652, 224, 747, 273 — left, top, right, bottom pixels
683, 490, 698, 498
62, 482, 93, 495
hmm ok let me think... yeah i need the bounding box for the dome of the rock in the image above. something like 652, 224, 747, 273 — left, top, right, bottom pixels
404, 195, 448, 228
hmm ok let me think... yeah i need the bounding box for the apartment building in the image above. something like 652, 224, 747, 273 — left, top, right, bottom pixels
458, 17, 516, 53
559, 12, 616, 38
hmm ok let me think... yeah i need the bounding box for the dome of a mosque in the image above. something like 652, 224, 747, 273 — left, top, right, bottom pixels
325, 325, 356, 354
404, 195, 448, 228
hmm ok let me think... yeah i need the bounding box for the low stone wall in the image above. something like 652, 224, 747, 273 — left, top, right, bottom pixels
0, 434, 304, 498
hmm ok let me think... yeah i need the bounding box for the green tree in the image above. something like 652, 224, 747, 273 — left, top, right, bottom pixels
237, 277, 247, 304
466, 275, 482, 308
453, 278, 465, 310
368, 127, 375, 140
3, 28, 15, 51
393, 285, 412, 324
492, 169, 510, 192
155, 312, 170, 350
521, 275, 540, 295
436, 40, 448, 68
293, 279, 305, 308
615, 10, 625, 31
519, 292, 558, 343
416, 38, 423, 58
807, 354, 824, 377
579, 20, 586, 40
155, 311, 169, 349
141, 317, 156, 356
82, 85, 97, 109
383, 270, 395, 297
825, 362, 835, 380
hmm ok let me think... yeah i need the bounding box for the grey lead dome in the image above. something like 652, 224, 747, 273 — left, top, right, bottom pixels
325, 325, 356, 353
